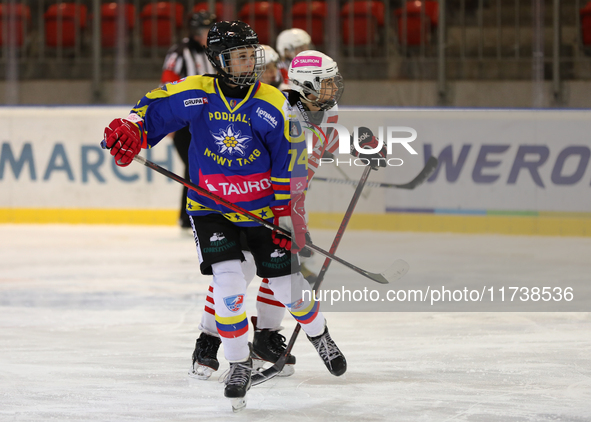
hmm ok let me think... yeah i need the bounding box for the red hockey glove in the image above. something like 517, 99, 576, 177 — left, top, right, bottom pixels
102, 118, 142, 167
350, 126, 387, 170
270, 194, 308, 253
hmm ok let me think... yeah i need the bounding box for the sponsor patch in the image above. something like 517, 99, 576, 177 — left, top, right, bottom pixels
256, 107, 278, 128
209, 232, 226, 243
292, 56, 322, 67
184, 97, 208, 107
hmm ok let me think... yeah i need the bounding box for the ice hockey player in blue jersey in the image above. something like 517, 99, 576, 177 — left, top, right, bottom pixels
101, 21, 346, 412
190, 49, 347, 382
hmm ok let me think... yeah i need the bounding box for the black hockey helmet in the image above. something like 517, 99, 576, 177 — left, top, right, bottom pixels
206, 21, 265, 86
188, 10, 216, 37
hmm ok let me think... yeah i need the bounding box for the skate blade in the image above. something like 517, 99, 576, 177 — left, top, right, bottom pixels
230, 397, 247, 412
188, 364, 215, 380
252, 359, 295, 377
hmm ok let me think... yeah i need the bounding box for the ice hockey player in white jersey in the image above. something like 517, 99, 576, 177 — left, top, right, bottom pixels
285, 50, 344, 180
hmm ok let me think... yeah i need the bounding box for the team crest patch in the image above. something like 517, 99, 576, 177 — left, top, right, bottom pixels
287, 298, 305, 311
211, 124, 251, 156
229, 99, 237, 108
223, 294, 245, 312
289, 120, 302, 137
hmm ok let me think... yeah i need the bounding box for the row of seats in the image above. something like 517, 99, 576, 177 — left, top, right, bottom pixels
0, 1, 440, 49
581, 1, 591, 45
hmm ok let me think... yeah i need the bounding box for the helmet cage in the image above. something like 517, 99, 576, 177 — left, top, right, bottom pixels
292, 73, 344, 110
215, 44, 266, 86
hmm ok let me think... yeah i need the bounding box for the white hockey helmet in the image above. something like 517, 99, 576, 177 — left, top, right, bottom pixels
260, 45, 282, 87
288, 50, 344, 110
261, 44, 279, 65
276, 28, 311, 60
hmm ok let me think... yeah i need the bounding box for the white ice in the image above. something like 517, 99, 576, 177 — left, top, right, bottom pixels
1, 225, 590, 421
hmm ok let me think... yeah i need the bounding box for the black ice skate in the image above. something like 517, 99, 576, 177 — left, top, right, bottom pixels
189, 332, 221, 380
307, 325, 347, 376
223, 358, 253, 412
250, 316, 296, 377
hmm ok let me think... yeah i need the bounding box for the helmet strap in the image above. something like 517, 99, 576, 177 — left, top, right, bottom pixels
299, 93, 315, 108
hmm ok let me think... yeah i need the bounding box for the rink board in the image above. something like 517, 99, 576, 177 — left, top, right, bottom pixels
0, 106, 590, 236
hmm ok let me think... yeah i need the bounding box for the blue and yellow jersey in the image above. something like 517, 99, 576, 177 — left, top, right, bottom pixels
129, 75, 302, 225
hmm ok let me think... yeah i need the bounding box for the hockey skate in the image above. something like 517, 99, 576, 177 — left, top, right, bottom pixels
307, 325, 347, 376
222, 358, 253, 413
189, 332, 221, 380
250, 317, 296, 377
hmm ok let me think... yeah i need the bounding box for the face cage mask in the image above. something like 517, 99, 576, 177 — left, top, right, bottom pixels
218, 45, 266, 86
295, 73, 344, 111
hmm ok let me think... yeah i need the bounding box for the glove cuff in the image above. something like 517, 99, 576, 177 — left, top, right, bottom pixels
271, 204, 290, 218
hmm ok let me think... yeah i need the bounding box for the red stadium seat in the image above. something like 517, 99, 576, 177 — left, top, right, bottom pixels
341, 1, 385, 46
292, 1, 327, 46
394, 0, 439, 46
100, 3, 135, 48
44, 3, 88, 47
140, 2, 184, 47
581, 1, 591, 45
0, 4, 31, 47
238, 2, 283, 45
193, 2, 227, 21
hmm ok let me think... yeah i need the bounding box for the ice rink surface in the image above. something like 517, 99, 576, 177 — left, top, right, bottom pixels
1, 225, 590, 421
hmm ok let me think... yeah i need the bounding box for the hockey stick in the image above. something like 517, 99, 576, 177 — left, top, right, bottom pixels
313, 156, 439, 190
320, 153, 369, 199
251, 164, 381, 386
335, 162, 371, 199
132, 155, 408, 285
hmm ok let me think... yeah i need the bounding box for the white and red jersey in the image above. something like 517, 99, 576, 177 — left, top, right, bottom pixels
285, 90, 339, 181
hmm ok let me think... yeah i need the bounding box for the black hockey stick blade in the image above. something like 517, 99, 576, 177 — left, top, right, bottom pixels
396, 155, 439, 189
251, 348, 294, 386
314, 156, 439, 190
132, 155, 407, 284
